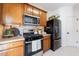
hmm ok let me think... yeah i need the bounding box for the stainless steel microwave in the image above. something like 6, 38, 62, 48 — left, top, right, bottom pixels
24, 14, 40, 26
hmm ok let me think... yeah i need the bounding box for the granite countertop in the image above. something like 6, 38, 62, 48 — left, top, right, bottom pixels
0, 34, 50, 45
0, 36, 25, 45
42, 34, 51, 37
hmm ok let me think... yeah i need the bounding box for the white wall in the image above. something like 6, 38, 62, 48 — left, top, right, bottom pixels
47, 5, 79, 47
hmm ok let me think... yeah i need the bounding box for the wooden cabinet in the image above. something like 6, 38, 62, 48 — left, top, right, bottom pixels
32, 7, 40, 16
0, 4, 3, 24
24, 4, 47, 26
43, 35, 50, 53
24, 4, 40, 16
40, 11, 47, 26
0, 3, 47, 26
24, 4, 33, 15
6, 46, 24, 56
8, 40, 24, 49
0, 40, 24, 56
2, 4, 23, 25
0, 46, 24, 56
0, 51, 7, 56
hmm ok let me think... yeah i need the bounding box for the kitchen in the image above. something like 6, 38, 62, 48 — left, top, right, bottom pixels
0, 3, 52, 56
1, 3, 79, 56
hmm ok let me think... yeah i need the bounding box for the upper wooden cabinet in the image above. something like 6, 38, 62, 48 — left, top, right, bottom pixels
24, 4, 40, 16
0, 3, 47, 26
40, 11, 47, 26
24, 4, 47, 26
32, 7, 40, 16
0, 4, 3, 24
24, 4, 33, 15
2, 4, 24, 25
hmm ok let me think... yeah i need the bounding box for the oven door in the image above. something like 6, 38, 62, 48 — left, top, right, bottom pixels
25, 39, 43, 56
31, 39, 43, 55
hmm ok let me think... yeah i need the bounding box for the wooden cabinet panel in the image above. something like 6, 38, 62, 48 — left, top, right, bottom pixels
7, 40, 24, 56
24, 4, 32, 15
0, 4, 3, 24
3, 4, 23, 25
16, 4, 24, 25
0, 51, 7, 56
24, 4, 47, 26
40, 11, 47, 26
6, 46, 24, 56
0, 40, 24, 56
0, 46, 24, 56
32, 7, 40, 16
43, 36, 50, 53
8, 40, 24, 49
0, 3, 47, 26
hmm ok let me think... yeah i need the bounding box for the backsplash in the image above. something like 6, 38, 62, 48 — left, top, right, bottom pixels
22, 25, 44, 33
4, 24, 44, 36
23, 26, 37, 32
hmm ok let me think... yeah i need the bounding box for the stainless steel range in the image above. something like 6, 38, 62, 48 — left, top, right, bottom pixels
23, 32, 43, 56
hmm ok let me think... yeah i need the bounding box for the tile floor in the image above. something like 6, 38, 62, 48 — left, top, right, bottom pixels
43, 46, 79, 56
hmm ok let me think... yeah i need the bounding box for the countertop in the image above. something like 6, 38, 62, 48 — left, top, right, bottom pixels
0, 36, 25, 45
0, 34, 50, 44
42, 34, 51, 37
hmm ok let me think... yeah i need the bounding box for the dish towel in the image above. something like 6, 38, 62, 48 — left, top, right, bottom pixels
32, 40, 38, 52
32, 39, 41, 52
37, 39, 41, 50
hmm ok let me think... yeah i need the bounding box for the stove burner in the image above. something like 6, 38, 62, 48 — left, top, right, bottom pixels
23, 33, 43, 41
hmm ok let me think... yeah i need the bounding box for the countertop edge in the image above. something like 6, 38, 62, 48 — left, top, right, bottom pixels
0, 36, 25, 45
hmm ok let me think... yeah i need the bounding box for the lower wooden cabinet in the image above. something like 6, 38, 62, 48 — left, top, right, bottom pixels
0, 40, 24, 56
0, 51, 7, 56
6, 46, 24, 56
0, 46, 24, 56
43, 35, 50, 53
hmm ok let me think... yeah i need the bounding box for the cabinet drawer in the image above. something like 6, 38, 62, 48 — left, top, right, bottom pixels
9, 40, 24, 48
0, 46, 24, 56
0, 43, 8, 51
0, 51, 7, 56
0, 40, 24, 51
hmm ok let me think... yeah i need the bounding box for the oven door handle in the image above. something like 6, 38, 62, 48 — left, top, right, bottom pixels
25, 41, 32, 44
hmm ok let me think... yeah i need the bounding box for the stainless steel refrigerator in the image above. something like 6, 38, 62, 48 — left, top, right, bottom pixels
44, 19, 61, 51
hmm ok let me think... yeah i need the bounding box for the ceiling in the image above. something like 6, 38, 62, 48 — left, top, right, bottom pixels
31, 3, 77, 11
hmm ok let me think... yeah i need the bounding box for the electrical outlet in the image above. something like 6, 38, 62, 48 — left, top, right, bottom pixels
76, 30, 78, 32
76, 41, 78, 43
76, 18, 79, 21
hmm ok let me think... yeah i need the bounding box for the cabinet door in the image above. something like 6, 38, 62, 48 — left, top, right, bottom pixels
24, 4, 32, 15
32, 7, 40, 16
0, 4, 3, 24
6, 46, 24, 56
40, 11, 47, 26
3, 4, 23, 25
0, 51, 7, 56
8, 40, 24, 49
43, 36, 50, 53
